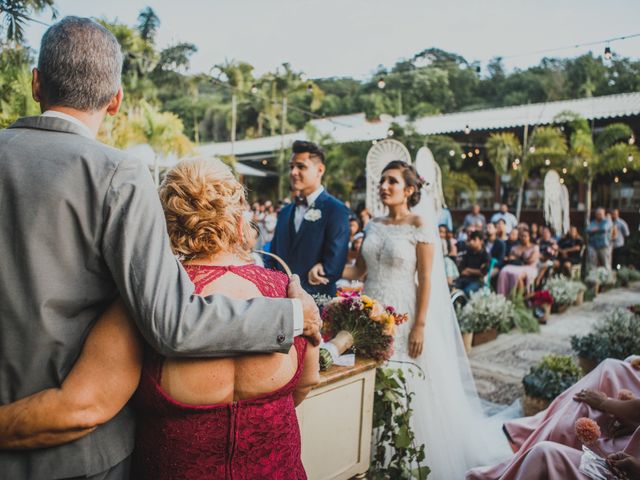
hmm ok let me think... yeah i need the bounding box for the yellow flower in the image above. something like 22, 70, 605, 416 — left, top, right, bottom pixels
361, 295, 374, 309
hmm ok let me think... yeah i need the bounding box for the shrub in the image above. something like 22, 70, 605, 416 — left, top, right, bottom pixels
616, 267, 640, 287
546, 276, 584, 305
522, 354, 581, 401
571, 308, 640, 363
585, 267, 615, 286
458, 290, 513, 334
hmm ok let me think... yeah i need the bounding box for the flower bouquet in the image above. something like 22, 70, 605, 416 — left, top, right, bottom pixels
318, 292, 408, 370
529, 290, 554, 323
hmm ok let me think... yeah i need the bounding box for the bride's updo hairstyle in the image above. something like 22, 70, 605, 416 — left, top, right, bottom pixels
159, 158, 251, 260
381, 160, 425, 208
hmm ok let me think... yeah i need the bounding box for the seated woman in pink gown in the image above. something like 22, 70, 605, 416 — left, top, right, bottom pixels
497, 226, 539, 296
0, 158, 320, 479
467, 357, 640, 480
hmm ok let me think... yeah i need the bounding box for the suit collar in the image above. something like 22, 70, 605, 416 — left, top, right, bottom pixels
8, 116, 96, 139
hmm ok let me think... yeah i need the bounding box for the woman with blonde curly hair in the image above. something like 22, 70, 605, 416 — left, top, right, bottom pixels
0, 158, 319, 479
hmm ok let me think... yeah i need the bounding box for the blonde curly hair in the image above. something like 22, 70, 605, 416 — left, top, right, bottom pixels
159, 158, 251, 260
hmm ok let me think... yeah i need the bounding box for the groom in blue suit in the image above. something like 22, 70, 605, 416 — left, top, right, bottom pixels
268, 140, 350, 296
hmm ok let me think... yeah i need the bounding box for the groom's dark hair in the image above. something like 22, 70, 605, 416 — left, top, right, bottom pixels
292, 140, 325, 164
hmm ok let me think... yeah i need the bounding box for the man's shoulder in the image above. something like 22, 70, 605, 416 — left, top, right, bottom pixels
319, 192, 349, 214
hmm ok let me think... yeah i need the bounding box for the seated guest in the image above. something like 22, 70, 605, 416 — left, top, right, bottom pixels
530, 222, 540, 244
455, 231, 490, 296
440, 225, 460, 287
497, 227, 539, 297
485, 223, 507, 268
535, 226, 559, 287
491, 204, 518, 234
495, 218, 509, 242
467, 357, 640, 480
0, 159, 320, 480
505, 228, 520, 257
463, 204, 486, 231
346, 216, 362, 265
558, 226, 584, 277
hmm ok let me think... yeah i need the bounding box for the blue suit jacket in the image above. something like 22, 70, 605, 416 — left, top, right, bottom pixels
267, 191, 350, 296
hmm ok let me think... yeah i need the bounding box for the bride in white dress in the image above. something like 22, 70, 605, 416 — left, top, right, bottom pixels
323, 160, 511, 479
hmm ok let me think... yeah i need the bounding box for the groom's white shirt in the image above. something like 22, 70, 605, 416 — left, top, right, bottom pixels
294, 186, 324, 232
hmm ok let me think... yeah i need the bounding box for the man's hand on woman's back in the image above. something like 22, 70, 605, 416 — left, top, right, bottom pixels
287, 275, 322, 346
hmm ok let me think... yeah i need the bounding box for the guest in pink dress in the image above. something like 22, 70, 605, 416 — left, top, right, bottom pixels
467, 358, 640, 479
497, 227, 539, 296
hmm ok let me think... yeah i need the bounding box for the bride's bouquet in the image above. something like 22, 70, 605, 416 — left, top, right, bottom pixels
319, 291, 408, 370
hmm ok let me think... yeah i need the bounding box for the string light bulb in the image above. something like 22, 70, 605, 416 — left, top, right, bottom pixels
474, 148, 480, 155
583, 161, 588, 167
629, 136, 636, 145
614, 176, 620, 183
544, 159, 551, 166
372, 139, 378, 145
250, 84, 258, 94
468, 152, 474, 158
478, 160, 484, 167
461, 153, 467, 159
387, 129, 394, 137
464, 125, 471, 135
628, 154, 634, 162
449, 150, 455, 157
529, 146, 536, 154
604, 46, 612, 60
562, 168, 567, 174
560, 178, 565, 184
261, 159, 268, 165
623, 167, 628, 173
515, 158, 521, 165
377, 77, 386, 89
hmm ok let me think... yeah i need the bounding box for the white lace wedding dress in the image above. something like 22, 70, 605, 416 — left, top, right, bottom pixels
362, 220, 511, 480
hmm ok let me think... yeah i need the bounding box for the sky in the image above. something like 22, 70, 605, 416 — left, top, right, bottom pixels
23, 0, 640, 80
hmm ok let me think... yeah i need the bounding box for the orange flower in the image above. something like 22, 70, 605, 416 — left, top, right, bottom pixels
575, 417, 601, 445
618, 389, 635, 401
370, 302, 386, 322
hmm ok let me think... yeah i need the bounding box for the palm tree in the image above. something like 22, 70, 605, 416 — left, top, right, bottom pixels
485, 132, 522, 214
561, 112, 640, 225
0, 0, 56, 43
425, 135, 477, 207
136, 6, 159, 44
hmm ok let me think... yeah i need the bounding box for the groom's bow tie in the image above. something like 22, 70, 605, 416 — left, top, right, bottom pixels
295, 196, 308, 207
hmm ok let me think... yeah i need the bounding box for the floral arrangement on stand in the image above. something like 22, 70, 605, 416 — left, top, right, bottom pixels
545, 276, 578, 312
617, 267, 640, 287
458, 290, 513, 335
571, 308, 640, 374
318, 292, 408, 370
586, 267, 615, 293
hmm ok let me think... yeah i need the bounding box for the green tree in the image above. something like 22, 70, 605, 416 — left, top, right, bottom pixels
0, 0, 56, 42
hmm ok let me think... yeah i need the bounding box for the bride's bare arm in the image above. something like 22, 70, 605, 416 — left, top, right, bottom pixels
342, 251, 367, 281
409, 226, 435, 358
0, 299, 142, 449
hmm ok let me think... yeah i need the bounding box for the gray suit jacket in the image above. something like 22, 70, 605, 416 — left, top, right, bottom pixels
0, 116, 294, 479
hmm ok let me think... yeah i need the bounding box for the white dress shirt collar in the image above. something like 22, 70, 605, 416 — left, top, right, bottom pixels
304, 186, 325, 207
42, 110, 95, 139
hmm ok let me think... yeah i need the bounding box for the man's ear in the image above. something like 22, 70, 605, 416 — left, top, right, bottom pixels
106, 87, 124, 116
317, 162, 326, 177
32, 68, 42, 103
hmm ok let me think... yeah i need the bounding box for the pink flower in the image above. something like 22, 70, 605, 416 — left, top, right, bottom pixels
370, 302, 386, 321
575, 417, 601, 445
617, 389, 635, 401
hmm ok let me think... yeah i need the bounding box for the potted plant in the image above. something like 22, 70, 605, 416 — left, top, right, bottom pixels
570, 281, 587, 305
546, 276, 575, 313
522, 354, 581, 416
571, 308, 640, 375
529, 290, 554, 323
616, 267, 640, 288
586, 267, 615, 295
458, 291, 513, 347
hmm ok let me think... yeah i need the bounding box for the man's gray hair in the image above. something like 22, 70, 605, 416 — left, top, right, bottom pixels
38, 17, 123, 111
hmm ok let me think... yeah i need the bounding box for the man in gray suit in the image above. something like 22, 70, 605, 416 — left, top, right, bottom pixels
0, 17, 320, 479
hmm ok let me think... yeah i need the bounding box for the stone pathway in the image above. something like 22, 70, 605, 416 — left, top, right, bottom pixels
469, 282, 640, 406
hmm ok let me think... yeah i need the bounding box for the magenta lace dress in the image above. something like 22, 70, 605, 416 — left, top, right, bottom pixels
131, 264, 307, 479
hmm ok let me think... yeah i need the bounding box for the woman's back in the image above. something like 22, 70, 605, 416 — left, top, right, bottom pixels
132, 263, 309, 480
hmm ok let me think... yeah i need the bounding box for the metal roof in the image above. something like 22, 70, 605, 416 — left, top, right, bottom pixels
196, 92, 640, 157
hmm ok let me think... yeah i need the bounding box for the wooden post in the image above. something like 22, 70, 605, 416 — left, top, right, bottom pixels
230, 93, 237, 156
